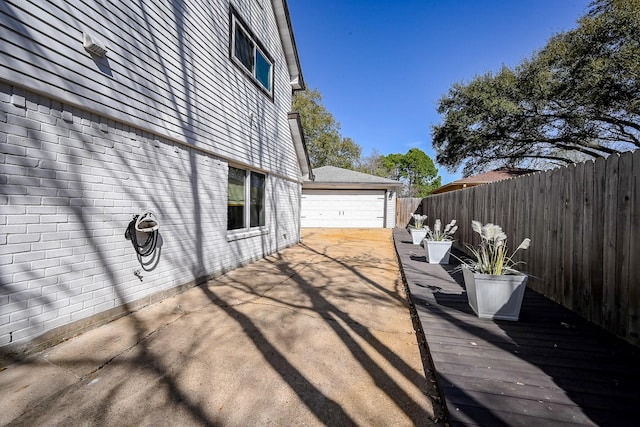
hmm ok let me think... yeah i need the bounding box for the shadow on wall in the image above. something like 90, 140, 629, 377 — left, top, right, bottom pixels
0, 2, 224, 358
396, 197, 424, 228
124, 211, 162, 272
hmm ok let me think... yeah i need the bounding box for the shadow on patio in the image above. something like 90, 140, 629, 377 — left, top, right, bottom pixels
0, 229, 445, 426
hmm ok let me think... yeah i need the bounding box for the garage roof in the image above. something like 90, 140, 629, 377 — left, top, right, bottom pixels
304, 166, 402, 190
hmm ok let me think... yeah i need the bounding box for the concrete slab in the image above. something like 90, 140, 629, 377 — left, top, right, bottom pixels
0, 229, 445, 426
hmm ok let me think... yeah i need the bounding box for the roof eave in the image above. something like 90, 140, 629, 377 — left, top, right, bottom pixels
288, 112, 313, 179
303, 182, 402, 190
272, 0, 305, 91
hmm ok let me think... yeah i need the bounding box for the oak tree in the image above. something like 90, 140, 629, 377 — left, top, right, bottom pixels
432, 0, 640, 176
377, 148, 442, 197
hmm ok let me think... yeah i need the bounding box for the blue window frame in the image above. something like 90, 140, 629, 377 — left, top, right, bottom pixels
231, 13, 273, 96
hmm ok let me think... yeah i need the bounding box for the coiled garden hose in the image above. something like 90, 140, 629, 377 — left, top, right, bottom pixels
125, 214, 158, 257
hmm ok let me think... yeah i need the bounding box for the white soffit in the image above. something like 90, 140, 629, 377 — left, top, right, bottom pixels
272, 0, 305, 90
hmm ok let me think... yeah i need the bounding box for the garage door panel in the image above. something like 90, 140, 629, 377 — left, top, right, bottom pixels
301, 190, 386, 228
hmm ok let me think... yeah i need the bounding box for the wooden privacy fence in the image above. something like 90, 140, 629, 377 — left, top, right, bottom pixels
395, 197, 422, 227
421, 150, 640, 346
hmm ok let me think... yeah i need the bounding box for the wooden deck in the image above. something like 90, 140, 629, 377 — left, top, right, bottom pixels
394, 229, 640, 427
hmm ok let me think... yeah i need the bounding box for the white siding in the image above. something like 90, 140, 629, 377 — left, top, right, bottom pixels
0, 0, 300, 177
385, 190, 396, 228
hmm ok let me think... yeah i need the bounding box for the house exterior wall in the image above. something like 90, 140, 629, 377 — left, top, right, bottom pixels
385, 190, 396, 229
0, 0, 304, 350
0, 0, 299, 177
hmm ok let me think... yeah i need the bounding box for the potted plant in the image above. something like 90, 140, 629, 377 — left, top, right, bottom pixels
460, 220, 531, 321
408, 214, 428, 245
423, 219, 457, 264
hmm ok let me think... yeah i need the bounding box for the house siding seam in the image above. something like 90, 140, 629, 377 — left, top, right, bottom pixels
0, 0, 304, 349
0, 0, 300, 177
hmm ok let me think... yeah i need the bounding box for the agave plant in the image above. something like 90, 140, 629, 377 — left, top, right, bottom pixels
426, 219, 458, 241
465, 220, 531, 275
411, 214, 428, 229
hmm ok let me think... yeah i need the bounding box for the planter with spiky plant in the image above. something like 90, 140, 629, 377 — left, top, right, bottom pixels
460, 221, 531, 321
423, 219, 457, 264
408, 214, 428, 245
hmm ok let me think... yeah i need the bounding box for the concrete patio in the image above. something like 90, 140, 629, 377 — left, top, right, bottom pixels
0, 229, 445, 426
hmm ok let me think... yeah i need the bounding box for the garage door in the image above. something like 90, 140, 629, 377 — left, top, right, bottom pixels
301, 189, 386, 228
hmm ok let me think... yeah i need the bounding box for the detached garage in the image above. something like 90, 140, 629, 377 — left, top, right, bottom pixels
301, 166, 401, 228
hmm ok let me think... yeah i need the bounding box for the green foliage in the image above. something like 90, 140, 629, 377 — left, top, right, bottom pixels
432, 0, 640, 176
377, 148, 441, 197
292, 88, 361, 169
291, 89, 442, 196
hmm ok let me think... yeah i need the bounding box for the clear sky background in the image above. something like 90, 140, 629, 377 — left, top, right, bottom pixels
287, 0, 591, 185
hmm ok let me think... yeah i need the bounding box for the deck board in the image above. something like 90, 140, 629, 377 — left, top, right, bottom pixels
394, 229, 640, 426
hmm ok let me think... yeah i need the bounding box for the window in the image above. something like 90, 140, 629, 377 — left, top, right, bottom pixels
228, 166, 266, 231
250, 172, 265, 227
231, 12, 273, 95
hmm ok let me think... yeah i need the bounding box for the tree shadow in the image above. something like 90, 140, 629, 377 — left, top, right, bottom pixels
197, 283, 358, 426
1, 1, 443, 425
396, 229, 640, 426
190, 233, 441, 425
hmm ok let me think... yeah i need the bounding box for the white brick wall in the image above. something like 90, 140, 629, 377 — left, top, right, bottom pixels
0, 83, 302, 347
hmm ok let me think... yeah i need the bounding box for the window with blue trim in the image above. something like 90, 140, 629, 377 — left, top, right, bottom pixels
231, 13, 273, 96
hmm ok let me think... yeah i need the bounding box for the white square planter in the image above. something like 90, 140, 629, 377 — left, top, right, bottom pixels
409, 228, 428, 245
462, 267, 528, 321
424, 240, 453, 264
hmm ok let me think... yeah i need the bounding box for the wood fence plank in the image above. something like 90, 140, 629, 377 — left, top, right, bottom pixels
517, 177, 529, 270
562, 165, 575, 309
515, 177, 527, 273
542, 170, 553, 298
580, 160, 595, 321
528, 172, 542, 293
503, 180, 514, 245
464, 187, 473, 247
603, 154, 620, 332
507, 180, 515, 236
487, 182, 495, 224
629, 150, 640, 346
616, 151, 633, 338
572, 163, 585, 315
591, 156, 607, 327
395, 197, 422, 228
551, 167, 564, 302
534, 172, 545, 294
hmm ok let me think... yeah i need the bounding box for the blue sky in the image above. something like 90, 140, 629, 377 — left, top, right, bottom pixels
288, 0, 591, 184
